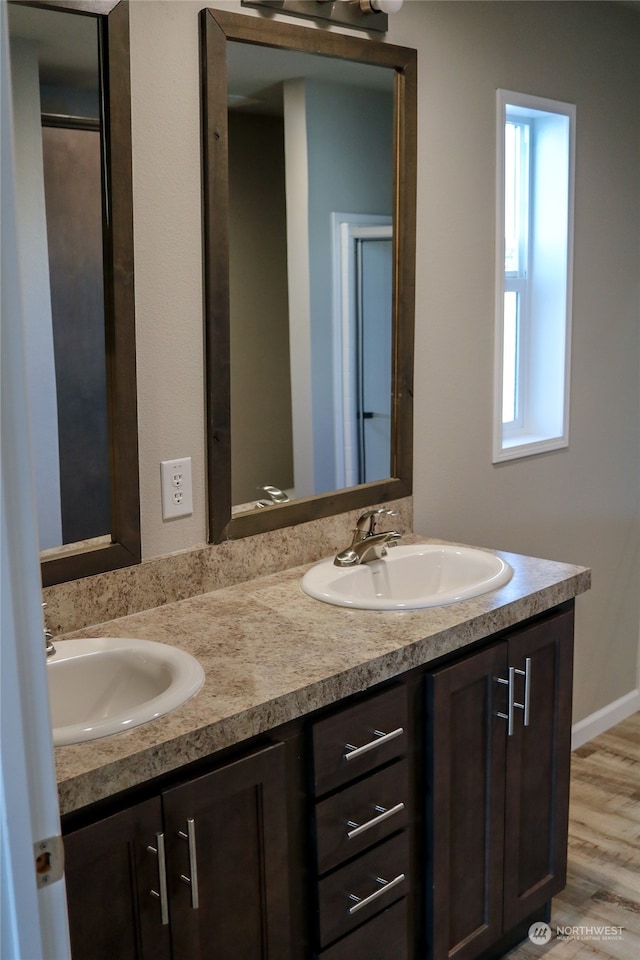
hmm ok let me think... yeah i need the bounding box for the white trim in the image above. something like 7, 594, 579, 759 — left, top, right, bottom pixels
494, 434, 570, 463
571, 689, 640, 751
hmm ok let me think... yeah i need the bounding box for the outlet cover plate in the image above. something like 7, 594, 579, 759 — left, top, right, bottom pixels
161, 458, 193, 520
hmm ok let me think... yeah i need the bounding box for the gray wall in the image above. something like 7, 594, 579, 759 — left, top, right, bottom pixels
404, 0, 640, 722
128, 1, 640, 724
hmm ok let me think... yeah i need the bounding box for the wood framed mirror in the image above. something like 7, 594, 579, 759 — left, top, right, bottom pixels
200, 8, 416, 543
8, 0, 140, 586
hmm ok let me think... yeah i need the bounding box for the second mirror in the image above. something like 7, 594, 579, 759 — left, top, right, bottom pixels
201, 9, 416, 542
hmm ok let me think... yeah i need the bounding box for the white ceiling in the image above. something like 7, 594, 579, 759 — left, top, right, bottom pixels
7, 4, 99, 91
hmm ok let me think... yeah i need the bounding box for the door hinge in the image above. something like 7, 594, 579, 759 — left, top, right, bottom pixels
34, 835, 64, 889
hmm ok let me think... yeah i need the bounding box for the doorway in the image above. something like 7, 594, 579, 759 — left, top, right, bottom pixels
332, 213, 393, 488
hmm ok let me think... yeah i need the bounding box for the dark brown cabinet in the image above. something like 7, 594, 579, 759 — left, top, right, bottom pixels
63, 603, 576, 960
64, 741, 289, 960
427, 606, 574, 960
65, 796, 171, 960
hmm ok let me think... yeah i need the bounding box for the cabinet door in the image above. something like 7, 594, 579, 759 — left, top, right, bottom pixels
502, 607, 574, 929
64, 796, 171, 960
163, 741, 290, 960
428, 644, 507, 960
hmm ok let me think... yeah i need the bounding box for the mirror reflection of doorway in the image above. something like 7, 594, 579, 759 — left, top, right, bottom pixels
332, 214, 393, 488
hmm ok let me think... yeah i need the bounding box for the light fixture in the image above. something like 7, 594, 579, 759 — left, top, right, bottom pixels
241, 0, 404, 34
360, 0, 404, 12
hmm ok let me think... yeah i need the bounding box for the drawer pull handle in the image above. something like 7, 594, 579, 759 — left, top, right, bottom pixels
147, 832, 169, 926
514, 658, 532, 726
496, 667, 515, 736
348, 872, 406, 915
178, 818, 199, 909
346, 802, 405, 839
497, 659, 532, 735
344, 727, 404, 761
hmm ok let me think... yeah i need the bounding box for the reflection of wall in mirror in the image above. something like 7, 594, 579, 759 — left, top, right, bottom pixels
290, 80, 394, 495
11, 39, 62, 549
229, 78, 393, 507
229, 112, 294, 506
10, 31, 109, 550
42, 124, 109, 544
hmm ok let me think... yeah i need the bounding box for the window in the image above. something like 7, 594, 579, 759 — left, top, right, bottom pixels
493, 90, 576, 462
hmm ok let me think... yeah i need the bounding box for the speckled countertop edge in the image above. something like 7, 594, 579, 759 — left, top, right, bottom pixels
55, 538, 591, 815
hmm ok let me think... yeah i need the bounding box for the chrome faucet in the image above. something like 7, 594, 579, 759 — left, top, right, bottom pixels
255, 485, 290, 508
334, 508, 402, 567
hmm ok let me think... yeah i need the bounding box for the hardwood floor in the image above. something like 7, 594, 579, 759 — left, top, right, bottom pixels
506, 711, 640, 960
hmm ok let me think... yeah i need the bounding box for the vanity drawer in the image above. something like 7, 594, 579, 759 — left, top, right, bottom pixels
317, 898, 408, 960
316, 831, 409, 947
315, 760, 409, 874
311, 685, 408, 796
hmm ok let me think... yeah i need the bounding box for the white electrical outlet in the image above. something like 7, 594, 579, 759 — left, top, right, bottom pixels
160, 457, 193, 520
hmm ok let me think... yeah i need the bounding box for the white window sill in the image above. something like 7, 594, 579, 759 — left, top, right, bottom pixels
493, 434, 568, 463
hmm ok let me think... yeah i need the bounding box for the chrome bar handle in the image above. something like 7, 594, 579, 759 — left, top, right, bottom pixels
348, 872, 406, 915
344, 727, 404, 761
178, 819, 199, 909
513, 657, 532, 727
147, 833, 169, 926
523, 657, 531, 725
496, 666, 515, 736
346, 802, 405, 840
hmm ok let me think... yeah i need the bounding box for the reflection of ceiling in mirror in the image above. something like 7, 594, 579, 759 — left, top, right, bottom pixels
227, 41, 394, 117
8, 4, 98, 90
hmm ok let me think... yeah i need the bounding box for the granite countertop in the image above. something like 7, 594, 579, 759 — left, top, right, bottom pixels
55, 538, 591, 815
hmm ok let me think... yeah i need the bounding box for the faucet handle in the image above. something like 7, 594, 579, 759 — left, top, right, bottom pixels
355, 507, 398, 535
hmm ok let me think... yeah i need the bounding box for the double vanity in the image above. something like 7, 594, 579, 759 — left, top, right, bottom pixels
11, 2, 590, 955
54, 536, 590, 960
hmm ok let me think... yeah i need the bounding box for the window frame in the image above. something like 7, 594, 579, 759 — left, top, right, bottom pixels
493, 90, 576, 463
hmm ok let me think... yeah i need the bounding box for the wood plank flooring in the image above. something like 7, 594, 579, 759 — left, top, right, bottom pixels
506, 711, 640, 960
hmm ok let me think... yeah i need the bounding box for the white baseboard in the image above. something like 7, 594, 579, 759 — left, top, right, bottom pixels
571, 689, 640, 750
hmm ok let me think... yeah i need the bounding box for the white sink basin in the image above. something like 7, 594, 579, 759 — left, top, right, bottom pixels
301, 544, 513, 611
48, 637, 205, 746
